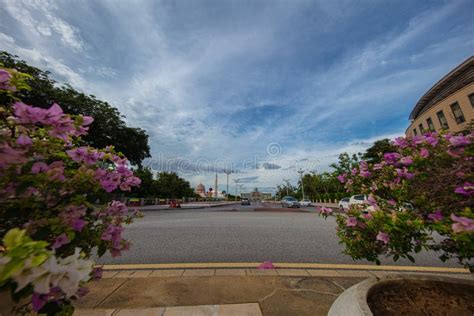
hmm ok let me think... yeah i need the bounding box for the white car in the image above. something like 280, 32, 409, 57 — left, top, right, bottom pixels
349, 195, 367, 206
299, 199, 312, 207
338, 197, 350, 210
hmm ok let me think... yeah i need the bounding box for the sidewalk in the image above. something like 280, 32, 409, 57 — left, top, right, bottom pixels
75, 264, 472, 316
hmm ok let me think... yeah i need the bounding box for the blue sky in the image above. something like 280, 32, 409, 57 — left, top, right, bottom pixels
1, 0, 473, 192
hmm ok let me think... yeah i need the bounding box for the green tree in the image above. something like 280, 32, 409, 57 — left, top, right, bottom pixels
330, 152, 361, 175
0, 51, 151, 165
362, 138, 396, 163
129, 167, 155, 197
154, 172, 194, 198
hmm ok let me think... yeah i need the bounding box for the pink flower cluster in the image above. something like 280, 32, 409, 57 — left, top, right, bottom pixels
0, 69, 15, 91
13, 102, 93, 141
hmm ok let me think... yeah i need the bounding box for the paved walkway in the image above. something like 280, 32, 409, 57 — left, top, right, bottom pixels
75, 265, 472, 315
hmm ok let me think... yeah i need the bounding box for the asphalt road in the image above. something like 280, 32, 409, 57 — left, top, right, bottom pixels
97, 202, 462, 268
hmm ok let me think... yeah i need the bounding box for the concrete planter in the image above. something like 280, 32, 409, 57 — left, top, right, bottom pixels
328, 274, 474, 316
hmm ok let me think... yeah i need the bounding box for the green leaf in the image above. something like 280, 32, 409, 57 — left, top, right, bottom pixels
407, 254, 415, 263
3, 228, 26, 248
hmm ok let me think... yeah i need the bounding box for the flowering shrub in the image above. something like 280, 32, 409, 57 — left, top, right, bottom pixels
0, 67, 142, 314
320, 131, 473, 270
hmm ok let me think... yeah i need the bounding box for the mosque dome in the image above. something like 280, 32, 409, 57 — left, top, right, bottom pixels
195, 183, 205, 193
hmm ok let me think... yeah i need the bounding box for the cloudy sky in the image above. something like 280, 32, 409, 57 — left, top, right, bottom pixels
1, 0, 473, 193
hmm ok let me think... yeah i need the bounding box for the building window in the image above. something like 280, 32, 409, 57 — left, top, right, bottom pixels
436, 110, 449, 130
413, 128, 418, 136
426, 117, 435, 132
418, 123, 424, 134
450, 102, 465, 124
469, 93, 474, 108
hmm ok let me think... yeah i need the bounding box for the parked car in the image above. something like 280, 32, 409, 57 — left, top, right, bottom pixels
281, 196, 300, 208
338, 197, 350, 210
299, 199, 312, 207
241, 198, 251, 206
349, 195, 367, 206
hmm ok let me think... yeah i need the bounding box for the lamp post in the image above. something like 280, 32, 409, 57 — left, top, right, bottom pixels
233, 179, 240, 201
298, 169, 305, 201
224, 169, 232, 201
283, 178, 290, 196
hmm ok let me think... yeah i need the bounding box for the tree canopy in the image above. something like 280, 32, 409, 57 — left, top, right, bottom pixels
0, 51, 151, 165
129, 169, 195, 198
362, 138, 396, 163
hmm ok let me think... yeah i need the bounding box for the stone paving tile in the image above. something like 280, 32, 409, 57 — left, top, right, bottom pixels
114, 307, 165, 315
149, 269, 184, 277
102, 271, 119, 279
336, 270, 373, 278
276, 269, 310, 277
218, 303, 262, 315
246, 269, 278, 276
215, 269, 247, 276
75, 278, 128, 308
74, 309, 115, 316
114, 270, 136, 278
370, 270, 397, 278
128, 270, 153, 278
182, 269, 216, 277
330, 277, 367, 290
163, 305, 215, 316
97, 276, 276, 308
306, 270, 342, 277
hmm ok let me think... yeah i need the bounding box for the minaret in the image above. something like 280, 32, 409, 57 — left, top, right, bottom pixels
214, 173, 218, 198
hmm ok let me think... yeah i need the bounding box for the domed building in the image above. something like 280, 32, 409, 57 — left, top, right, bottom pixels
195, 182, 206, 197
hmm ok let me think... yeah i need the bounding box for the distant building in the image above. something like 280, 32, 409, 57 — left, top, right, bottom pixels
195, 182, 206, 198
406, 56, 474, 137
241, 187, 272, 202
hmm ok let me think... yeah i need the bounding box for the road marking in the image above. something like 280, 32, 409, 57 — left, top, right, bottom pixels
100, 262, 469, 273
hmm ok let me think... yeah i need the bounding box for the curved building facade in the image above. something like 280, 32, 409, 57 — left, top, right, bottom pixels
406, 56, 474, 137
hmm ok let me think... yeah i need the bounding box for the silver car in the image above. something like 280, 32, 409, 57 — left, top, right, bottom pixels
281, 196, 300, 208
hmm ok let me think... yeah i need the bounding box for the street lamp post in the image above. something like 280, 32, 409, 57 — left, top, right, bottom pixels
224, 169, 232, 201
298, 169, 305, 201
233, 179, 240, 201
283, 178, 290, 196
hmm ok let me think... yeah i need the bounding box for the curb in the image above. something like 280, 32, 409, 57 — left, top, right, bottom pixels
99, 262, 470, 274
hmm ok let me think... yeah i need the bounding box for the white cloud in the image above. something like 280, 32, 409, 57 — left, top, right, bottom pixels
2, 0, 84, 52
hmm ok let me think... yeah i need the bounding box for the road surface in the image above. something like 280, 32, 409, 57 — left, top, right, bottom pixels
97, 202, 463, 268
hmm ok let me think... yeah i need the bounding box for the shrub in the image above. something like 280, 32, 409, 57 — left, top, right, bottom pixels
320, 131, 473, 270
0, 67, 142, 314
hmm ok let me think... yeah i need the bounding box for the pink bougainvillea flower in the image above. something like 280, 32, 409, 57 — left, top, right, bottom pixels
360, 170, 371, 178
258, 261, 275, 270
383, 152, 401, 164
0, 69, 11, 83
454, 182, 473, 197
337, 174, 346, 183
449, 135, 470, 147
31, 293, 48, 312
92, 267, 103, 280
376, 231, 390, 244
373, 163, 384, 170
31, 162, 49, 174
419, 148, 429, 158
361, 213, 373, 220
450, 213, 474, 233
71, 219, 87, 232
16, 134, 32, 146
81, 115, 94, 126
318, 207, 333, 216
345, 217, 358, 227
76, 287, 89, 298
400, 156, 413, 165
393, 137, 409, 148
52, 233, 70, 249
428, 210, 443, 222
66, 147, 88, 163
424, 135, 438, 147
387, 199, 397, 206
